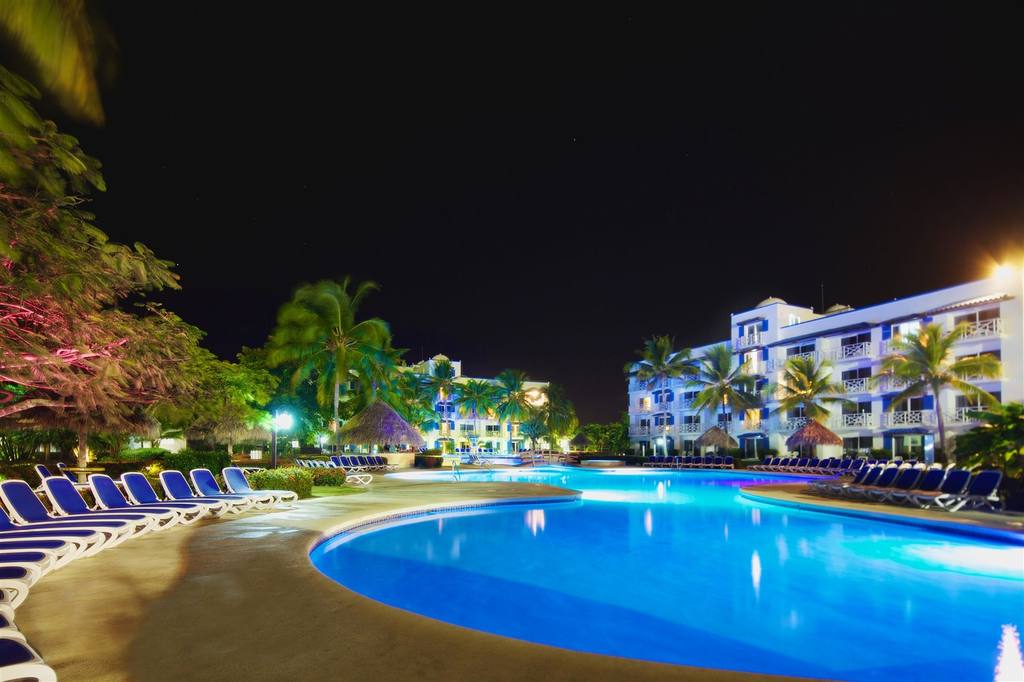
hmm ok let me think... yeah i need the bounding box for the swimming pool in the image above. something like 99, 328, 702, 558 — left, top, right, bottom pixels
310, 467, 1024, 681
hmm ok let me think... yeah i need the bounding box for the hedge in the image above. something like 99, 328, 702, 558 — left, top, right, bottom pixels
161, 450, 231, 475
116, 447, 170, 463
247, 467, 313, 499
310, 468, 347, 486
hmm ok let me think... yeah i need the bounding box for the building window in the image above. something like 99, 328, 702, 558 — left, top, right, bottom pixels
841, 367, 872, 381
956, 391, 1001, 409
683, 415, 701, 425
843, 436, 873, 452
654, 413, 675, 426
717, 413, 733, 424
788, 406, 806, 420
842, 401, 872, 415
682, 391, 699, 403
954, 307, 1000, 326
893, 397, 926, 412
786, 342, 815, 357
841, 332, 871, 346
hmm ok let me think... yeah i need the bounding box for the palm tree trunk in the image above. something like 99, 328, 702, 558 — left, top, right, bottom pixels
333, 378, 341, 452
934, 387, 950, 465
77, 429, 88, 469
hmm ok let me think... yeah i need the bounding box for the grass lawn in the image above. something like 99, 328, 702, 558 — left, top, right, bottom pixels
312, 485, 369, 498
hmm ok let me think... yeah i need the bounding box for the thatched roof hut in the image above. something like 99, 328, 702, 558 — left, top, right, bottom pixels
695, 426, 738, 449
786, 420, 842, 449
570, 432, 589, 450
340, 400, 425, 448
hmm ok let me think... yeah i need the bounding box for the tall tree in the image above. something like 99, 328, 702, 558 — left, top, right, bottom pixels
541, 383, 578, 448
879, 322, 1002, 463
422, 358, 458, 447
771, 355, 852, 423
0, 68, 200, 465
688, 344, 760, 434
267, 278, 390, 450
519, 411, 548, 451
624, 336, 696, 389
455, 379, 497, 451
495, 369, 532, 454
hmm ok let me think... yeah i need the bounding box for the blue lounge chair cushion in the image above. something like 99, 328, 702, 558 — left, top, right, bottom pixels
43, 478, 150, 521
0, 551, 47, 564
0, 566, 31, 580
0, 637, 34, 665
0, 539, 65, 551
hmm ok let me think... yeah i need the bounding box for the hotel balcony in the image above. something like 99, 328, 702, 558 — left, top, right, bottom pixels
957, 317, 1003, 341
945, 407, 982, 426
881, 410, 936, 428
630, 425, 652, 436
775, 416, 810, 432
740, 417, 763, 432
635, 404, 652, 413
830, 412, 876, 430
840, 377, 872, 394
680, 422, 702, 434
768, 352, 817, 371
822, 341, 873, 362
736, 331, 762, 348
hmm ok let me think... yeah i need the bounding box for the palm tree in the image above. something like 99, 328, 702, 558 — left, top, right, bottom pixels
495, 369, 532, 454
519, 411, 548, 451
391, 370, 437, 433
771, 355, 853, 423
422, 358, 458, 451
624, 336, 696, 389
0, 2, 107, 123
878, 322, 1002, 463
455, 379, 497, 451
267, 278, 390, 450
541, 383, 578, 450
625, 336, 696, 456
688, 344, 760, 437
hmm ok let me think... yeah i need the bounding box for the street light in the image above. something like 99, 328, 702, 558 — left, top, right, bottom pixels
271, 411, 293, 468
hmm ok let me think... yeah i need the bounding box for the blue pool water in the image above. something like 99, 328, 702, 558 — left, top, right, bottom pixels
310, 467, 1024, 681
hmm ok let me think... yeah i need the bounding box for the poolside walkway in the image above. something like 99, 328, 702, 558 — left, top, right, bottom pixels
17, 473, 809, 682
742, 482, 1024, 541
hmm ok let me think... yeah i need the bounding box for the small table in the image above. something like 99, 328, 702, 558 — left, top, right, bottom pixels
65, 466, 105, 484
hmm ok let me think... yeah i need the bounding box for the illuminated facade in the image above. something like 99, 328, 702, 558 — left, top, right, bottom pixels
410, 355, 550, 453
627, 270, 1024, 461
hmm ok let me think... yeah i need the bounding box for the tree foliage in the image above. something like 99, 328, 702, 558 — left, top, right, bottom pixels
878, 322, 1002, 462
0, 67, 200, 447
954, 402, 1024, 480
770, 355, 852, 422
624, 336, 695, 389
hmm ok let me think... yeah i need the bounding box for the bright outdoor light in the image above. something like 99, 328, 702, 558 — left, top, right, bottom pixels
273, 412, 294, 431
993, 263, 1015, 279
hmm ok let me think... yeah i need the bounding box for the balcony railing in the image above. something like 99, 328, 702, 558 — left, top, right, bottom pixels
776, 417, 810, 432
680, 422, 702, 434
881, 410, 935, 427
832, 412, 875, 429
740, 418, 762, 432
768, 352, 817, 371
736, 331, 762, 348
958, 318, 1003, 340
635, 405, 652, 413
841, 377, 871, 394
946, 407, 982, 425
630, 426, 652, 436
823, 341, 873, 362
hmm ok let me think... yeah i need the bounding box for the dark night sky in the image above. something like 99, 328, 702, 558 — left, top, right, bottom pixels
39, 5, 1024, 423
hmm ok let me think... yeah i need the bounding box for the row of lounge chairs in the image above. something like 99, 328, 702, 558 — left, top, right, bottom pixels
643, 455, 735, 469
0, 466, 298, 679
809, 463, 1003, 512
294, 455, 394, 485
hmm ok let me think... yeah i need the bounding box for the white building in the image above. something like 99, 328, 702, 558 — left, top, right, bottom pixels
409, 355, 550, 454
627, 269, 1023, 461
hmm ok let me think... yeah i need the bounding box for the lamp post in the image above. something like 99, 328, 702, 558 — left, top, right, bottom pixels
270, 411, 294, 468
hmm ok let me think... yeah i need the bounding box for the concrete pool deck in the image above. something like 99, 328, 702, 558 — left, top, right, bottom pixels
17, 473, 810, 682
741, 482, 1024, 542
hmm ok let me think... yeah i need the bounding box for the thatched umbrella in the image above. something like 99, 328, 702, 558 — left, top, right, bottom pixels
570, 432, 589, 451
340, 400, 425, 449
786, 420, 842, 455
695, 426, 738, 451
